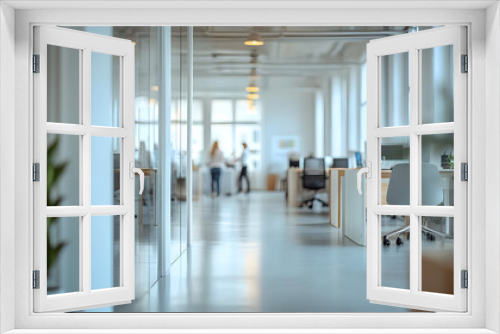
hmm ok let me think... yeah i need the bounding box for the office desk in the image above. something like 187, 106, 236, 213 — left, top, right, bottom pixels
286, 168, 330, 207
329, 168, 392, 228
329, 168, 359, 228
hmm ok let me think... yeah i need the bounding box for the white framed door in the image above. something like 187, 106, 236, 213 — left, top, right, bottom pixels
33, 26, 140, 312
365, 26, 467, 312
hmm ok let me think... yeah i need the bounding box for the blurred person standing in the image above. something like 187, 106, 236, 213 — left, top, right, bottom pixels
209, 141, 225, 197
237, 142, 250, 194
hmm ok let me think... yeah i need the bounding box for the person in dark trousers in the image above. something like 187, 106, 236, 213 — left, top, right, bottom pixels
237, 142, 250, 194
209, 141, 225, 197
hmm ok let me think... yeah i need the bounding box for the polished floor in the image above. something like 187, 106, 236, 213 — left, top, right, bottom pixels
101, 191, 413, 313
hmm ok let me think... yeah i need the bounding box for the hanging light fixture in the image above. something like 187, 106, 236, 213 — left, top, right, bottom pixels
244, 31, 264, 46
246, 82, 260, 93
250, 68, 260, 80
247, 93, 260, 100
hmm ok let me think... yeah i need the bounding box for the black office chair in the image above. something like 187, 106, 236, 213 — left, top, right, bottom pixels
300, 157, 328, 209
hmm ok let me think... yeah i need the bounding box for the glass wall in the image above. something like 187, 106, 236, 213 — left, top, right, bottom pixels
49, 26, 189, 312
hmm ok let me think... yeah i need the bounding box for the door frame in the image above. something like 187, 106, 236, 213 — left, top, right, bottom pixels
3, 2, 497, 333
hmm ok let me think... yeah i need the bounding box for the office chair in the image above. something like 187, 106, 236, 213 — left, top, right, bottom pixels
383, 163, 443, 246
300, 157, 328, 209
332, 158, 349, 168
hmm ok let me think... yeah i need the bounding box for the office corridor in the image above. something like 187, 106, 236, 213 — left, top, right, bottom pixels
108, 192, 410, 313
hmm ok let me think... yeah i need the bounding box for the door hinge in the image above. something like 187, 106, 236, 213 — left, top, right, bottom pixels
32, 270, 40, 289
461, 54, 468, 73
33, 54, 40, 73
461, 270, 468, 289
33, 163, 40, 182
461, 162, 468, 182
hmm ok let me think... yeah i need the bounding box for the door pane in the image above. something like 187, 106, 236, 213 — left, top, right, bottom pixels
47, 134, 80, 206
421, 45, 454, 124
47, 217, 80, 295
91, 52, 120, 127
47, 45, 80, 124
91, 215, 121, 290
421, 133, 454, 206
381, 215, 410, 290
421, 216, 454, 294
380, 52, 410, 127
91, 137, 121, 206
381, 136, 410, 206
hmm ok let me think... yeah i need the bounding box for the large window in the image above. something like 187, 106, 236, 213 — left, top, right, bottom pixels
210, 99, 261, 171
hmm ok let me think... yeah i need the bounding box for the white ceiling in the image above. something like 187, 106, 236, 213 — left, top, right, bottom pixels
192, 26, 405, 95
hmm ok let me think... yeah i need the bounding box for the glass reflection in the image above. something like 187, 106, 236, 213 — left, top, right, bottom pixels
381, 215, 410, 290
381, 136, 410, 205
47, 134, 80, 206
421, 133, 454, 206
380, 52, 410, 127
47, 217, 80, 295
421, 45, 454, 124
421, 216, 454, 295
91, 215, 120, 290
91, 52, 121, 127
47, 45, 80, 124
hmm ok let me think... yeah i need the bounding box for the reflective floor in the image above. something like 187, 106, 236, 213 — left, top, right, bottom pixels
106, 191, 412, 313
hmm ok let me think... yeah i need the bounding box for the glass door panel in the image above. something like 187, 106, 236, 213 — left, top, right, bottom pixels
421, 133, 454, 206
381, 136, 410, 206
34, 25, 136, 313
380, 215, 410, 290
47, 216, 81, 295
421, 45, 454, 124
420, 216, 454, 294
91, 136, 121, 206
47, 134, 80, 206
380, 52, 410, 128
366, 26, 466, 312
91, 215, 121, 290
91, 52, 121, 127
47, 45, 81, 124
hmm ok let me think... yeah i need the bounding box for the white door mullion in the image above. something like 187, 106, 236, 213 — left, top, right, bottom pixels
365, 43, 379, 298
82, 47, 92, 294
409, 46, 420, 295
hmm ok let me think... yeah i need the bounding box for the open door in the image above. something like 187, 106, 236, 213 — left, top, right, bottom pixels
33, 26, 140, 312
363, 26, 467, 312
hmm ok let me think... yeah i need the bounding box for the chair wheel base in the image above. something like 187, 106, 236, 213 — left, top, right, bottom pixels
396, 237, 404, 246
383, 236, 391, 246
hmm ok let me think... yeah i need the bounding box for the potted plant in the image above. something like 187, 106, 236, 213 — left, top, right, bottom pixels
46, 136, 68, 291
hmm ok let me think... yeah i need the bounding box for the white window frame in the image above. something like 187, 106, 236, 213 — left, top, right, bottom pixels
366, 26, 467, 312
33, 25, 137, 313
2, 2, 498, 333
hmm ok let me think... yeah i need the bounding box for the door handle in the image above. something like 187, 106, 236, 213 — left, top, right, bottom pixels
129, 161, 145, 195
357, 162, 372, 195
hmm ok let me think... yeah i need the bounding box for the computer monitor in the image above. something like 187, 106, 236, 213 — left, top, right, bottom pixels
332, 158, 349, 168
355, 152, 363, 168
289, 159, 300, 168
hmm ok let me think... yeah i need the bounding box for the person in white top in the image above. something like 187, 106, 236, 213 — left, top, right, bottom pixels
209, 141, 225, 197
237, 142, 250, 194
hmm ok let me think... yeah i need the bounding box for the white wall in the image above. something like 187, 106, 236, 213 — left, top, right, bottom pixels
0, 2, 15, 332
262, 89, 315, 176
